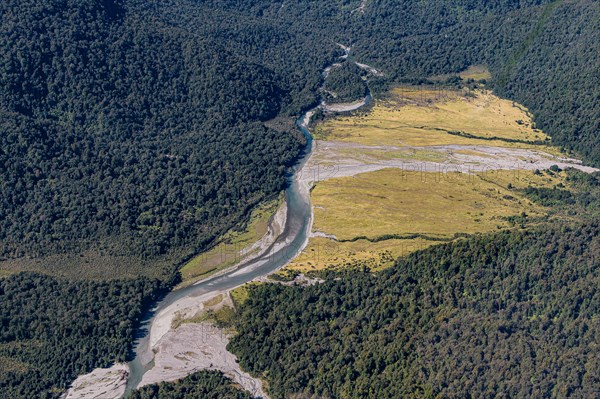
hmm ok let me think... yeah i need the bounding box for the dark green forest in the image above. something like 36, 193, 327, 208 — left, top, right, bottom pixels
0, 0, 318, 274
0, 273, 166, 398
130, 370, 252, 399
229, 224, 600, 398
323, 63, 368, 104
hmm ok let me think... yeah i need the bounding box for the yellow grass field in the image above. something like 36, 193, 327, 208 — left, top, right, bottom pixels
287, 236, 437, 273
230, 284, 252, 307
314, 88, 554, 151
287, 168, 566, 272
313, 168, 552, 239
179, 197, 281, 285
431, 65, 492, 82
286, 87, 575, 273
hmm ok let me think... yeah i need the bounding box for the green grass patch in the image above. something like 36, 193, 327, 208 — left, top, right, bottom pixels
180, 197, 282, 285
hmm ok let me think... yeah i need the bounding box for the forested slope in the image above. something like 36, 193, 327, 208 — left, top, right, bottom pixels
230, 224, 600, 398
0, 1, 599, 398
324, 63, 368, 103
0, 0, 325, 275
0, 273, 165, 398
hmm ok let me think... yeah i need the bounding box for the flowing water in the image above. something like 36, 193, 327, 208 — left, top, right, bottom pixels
123, 44, 370, 396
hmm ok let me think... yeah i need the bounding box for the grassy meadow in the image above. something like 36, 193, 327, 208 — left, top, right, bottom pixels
314, 88, 554, 150
287, 168, 567, 272
287, 86, 576, 273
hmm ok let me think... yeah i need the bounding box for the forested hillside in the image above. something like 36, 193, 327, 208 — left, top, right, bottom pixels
324, 63, 368, 103
0, 1, 599, 398
0, 0, 331, 275
0, 273, 165, 398
230, 224, 600, 398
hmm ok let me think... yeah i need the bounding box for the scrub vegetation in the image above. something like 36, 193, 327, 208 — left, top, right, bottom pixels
179, 198, 281, 285
130, 370, 252, 399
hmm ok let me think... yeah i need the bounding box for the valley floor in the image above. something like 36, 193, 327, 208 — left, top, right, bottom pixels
285, 86, 597, 272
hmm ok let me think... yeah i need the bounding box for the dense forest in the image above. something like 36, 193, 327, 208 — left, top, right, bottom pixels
0, 273, 166, 398
229, 223, 600, 398
130, 370, 253, 399
0, 0, 329, 273
323, 63, 368, 104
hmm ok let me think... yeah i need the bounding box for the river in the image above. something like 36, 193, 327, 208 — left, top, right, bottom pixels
122, 44, 373, 397
123, 117, 314, 395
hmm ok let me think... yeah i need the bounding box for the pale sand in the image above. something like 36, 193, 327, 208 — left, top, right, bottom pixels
139, 323, 267, 398
63, 364, 129, 399
321, 97, 369, 113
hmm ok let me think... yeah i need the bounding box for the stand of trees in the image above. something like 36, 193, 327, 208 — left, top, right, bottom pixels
324, 63, 367, 104
0, 273, 167, 398
130, 370, 253, 399
0, 0, 321, 271
229, 223, 600, 398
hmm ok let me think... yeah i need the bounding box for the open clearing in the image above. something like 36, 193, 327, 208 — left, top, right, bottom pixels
286, 87, 596, 272
287, 168, 566, 272
314, 88, 554, 149
311, 168, 552, 240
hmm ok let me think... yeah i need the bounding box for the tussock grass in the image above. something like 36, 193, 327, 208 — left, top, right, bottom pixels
230, 285, 252, 307
313, 169, 553, 240
288, 168, 565, 272
315, 88, 554, 150
459, 65, 492, 81
291, 89, 574, 272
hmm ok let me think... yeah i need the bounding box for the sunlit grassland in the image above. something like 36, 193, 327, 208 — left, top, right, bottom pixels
230, 284, 252, 307
287, 236, 437, 273
287, 87, 575, 273
313, 168, 556, 239
314, 88, 557, 152
459, 65, 492, 81
287, 168, 567, 272
179, 197, 282, 285
431, 65, 492, 82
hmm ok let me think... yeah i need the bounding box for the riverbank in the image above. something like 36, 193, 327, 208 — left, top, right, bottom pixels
64, 43, 372, 399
